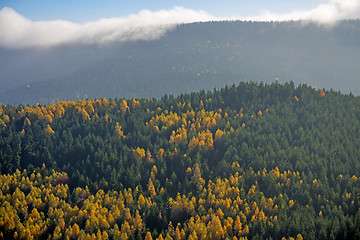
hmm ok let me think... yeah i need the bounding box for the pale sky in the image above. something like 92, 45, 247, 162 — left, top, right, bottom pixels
1, 0, 360, 49
0, 0, 323, 22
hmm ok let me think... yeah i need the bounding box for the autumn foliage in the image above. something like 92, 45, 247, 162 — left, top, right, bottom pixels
0, 82, 359, 239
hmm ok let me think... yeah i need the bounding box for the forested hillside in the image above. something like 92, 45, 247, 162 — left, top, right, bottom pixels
1, 20, 360, 105
0, 82, 359, 239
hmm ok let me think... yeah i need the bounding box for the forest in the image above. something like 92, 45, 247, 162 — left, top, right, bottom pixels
0, 81, 360, 239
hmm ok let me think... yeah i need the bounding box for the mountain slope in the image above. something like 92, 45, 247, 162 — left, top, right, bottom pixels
0, 82, 360, 239
1, 20, 360, 104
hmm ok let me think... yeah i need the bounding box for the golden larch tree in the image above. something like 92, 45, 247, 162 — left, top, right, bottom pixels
148, 178, 156, 198
120, 100, 129, 113
45, 124, 55, 135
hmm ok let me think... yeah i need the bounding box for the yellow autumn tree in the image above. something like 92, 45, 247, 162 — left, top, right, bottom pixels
188, 137, 199, 150
169, 127, 187, 145
80, 108, 90, 121
131, 99, 140, 110
234, 215, 242, 236
114, 122, 125, 139
137, 194, 146, 208
143, 150, 152, 164
214, 129, 224, 142
54, 106, 65, 118
133, 210, 143, 231
156, 233, 165, 240
120, 100, 129, 113
44, 114, 53, 123
148, 178, 156, 198
23, 117, 31, 128
133, 147, 146, 160
85, 103, 95, 115
72, 223, 80, 239
1, 115, 9, 125
207, 215, 224, 240
197, 130, 214, 150
289, 200, 295, 208
156, 149, 164, 160
145, 232, 153, 240
296, 234, 304, 240
45, 124, 55, 135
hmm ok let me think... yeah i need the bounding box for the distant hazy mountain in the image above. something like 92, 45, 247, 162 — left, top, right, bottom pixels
1, 20, 360, 105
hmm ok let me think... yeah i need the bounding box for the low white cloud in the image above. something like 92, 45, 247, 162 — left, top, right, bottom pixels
238, 0, 360, 23
0, 6, 217, 49
0, 0, 359, 49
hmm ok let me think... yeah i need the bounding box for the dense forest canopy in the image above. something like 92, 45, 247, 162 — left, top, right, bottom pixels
1, 20, 360, 105
0, 82, 359, 239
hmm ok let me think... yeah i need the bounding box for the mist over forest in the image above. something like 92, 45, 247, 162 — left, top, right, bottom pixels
1, 20, 360, 105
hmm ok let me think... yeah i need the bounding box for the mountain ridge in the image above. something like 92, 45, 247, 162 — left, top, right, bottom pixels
1, 20, 360, 105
